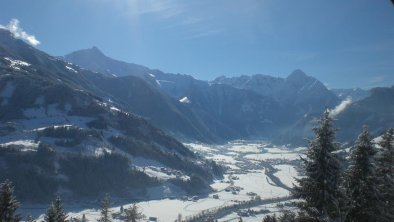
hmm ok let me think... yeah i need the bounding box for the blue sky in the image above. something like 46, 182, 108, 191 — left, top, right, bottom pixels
1, 0, 394, 89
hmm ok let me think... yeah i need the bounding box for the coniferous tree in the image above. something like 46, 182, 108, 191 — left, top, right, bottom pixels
293, 111, 345, 221
0, 180, 21, 222
376, 128, 394, 221
44, 196, 67, 222
81, 214, 87, 222
98, 194, 111, 222
124, 204, 145, 222
262, 214, 277, 222
44, 203, 57, 222
278, 210, 296, 222
344, 126, 380, 221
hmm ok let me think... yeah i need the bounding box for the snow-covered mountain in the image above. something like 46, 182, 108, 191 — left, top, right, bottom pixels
62, 47, 393, 146
213, 69, 340, 116
0, 29, 222, 202
64, 48, 296, 141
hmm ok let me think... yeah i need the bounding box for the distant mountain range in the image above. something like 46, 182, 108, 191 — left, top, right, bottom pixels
64, 46, 393, 145
64, 48, 341, 143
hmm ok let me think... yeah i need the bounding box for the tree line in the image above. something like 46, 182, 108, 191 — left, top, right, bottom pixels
0, 181, 145, 222
265, 111, 394, 222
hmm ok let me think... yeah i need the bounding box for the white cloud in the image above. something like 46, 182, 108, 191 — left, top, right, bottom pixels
2, 19, 40, 46
329, 97, 352, 117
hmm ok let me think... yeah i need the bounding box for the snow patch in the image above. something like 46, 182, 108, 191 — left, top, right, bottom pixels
110, 106, 121, 112
65, 66, 78, 73
4, 57, 30, 71
0, 140, 39, 151
179, 96, 190, 104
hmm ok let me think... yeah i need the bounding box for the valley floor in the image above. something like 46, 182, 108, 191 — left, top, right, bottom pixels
20, 141, 305, 222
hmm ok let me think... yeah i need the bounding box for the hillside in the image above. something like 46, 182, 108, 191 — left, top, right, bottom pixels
0, 29, 222, 202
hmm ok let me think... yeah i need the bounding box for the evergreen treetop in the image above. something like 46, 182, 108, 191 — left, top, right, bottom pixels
98, 194, 112, 222
376, 128, 394, 221
44, 196, 67, 222
0, 179, 21, 222
345, 126, 381, 221
293, 111, 344, 221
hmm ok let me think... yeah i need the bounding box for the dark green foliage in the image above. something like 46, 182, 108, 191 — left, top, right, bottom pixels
293, 111, 344, 221
277, 210, 296, 222
59, 152, 154, 197
0, 148, 57, 202
69, 102, 107, 117
98, 194, 111, 222
124, 204, 145, 222
262, 214, 277, 222
44, 206, 56, 222
345, 126, 381, 221
0, 180, 21, 222
109, 136, 215, 181
204, 159, 226, 177
38, 126, 101, 147
112, 112, 194, 157
0, 145, 155, 201
376, 128, 394, 221
44, 197, 67, 222
171, 175, 210, 195
86, 116, 107, 129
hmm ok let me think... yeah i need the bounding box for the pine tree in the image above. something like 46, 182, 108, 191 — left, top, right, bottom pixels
344, 126, 380, 221
124, 204, 145, 222
0, 179, 21, 222
44, 196, 68, 222
376, 128, 394, 221
98, 194, 111, 222
262, 214, 277, 222
81, 214, 87, 222
44, 203, 57, 222
293, 111, 344, 221
278, 210, 296, 222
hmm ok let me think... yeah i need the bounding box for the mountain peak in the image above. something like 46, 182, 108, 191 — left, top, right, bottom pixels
287, 69, 308, 80
90, 46, 102, 53
85, 46, 105, 57
66, 46, 105, 59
